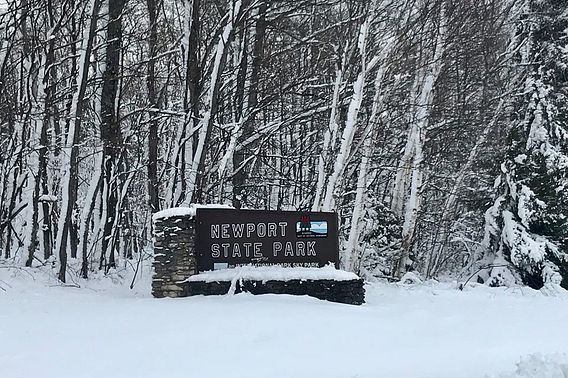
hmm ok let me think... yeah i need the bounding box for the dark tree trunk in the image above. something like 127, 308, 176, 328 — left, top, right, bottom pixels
41, 0, 56, 260
57, 0, 101, 283
99, 0, 126, 272
232, 1, 267, 209
146, 0, 160, 213
178, 0, 201, 204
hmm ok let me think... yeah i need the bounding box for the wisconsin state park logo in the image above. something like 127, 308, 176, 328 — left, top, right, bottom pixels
296, 215, 328, 238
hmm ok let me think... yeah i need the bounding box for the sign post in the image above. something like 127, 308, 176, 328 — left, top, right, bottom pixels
195, 208, 339, 272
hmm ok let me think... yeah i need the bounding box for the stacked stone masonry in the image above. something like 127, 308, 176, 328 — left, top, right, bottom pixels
182, 278, 365, 305
152, 215, 197, 298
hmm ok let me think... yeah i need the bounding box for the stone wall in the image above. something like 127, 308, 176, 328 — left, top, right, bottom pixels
152, 215, 197, 298
181, 278, 365, 305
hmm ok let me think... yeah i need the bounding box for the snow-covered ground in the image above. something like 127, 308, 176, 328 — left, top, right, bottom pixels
1, 266, 567, 378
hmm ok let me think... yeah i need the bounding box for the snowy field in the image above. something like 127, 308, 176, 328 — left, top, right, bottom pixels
1, 267, 568, 378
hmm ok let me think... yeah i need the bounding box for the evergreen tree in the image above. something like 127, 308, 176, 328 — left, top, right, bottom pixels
483, 0, 568, 289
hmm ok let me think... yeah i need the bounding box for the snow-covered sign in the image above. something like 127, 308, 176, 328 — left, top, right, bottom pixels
195, 208, 339, 272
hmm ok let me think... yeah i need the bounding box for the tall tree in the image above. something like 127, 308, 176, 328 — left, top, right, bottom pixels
55, 0, 101, 282
146, 0, 161, 213
482, 0, 568, 288
231, 1, 267, 209
99, 0, 126, 272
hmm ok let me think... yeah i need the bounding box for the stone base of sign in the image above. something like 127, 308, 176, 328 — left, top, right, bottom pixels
152, 213, 197, 298
180, 278, 365, 305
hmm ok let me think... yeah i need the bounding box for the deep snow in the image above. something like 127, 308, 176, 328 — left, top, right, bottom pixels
1, 266, 567, 378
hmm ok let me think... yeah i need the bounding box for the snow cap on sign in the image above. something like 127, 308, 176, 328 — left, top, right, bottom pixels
152, 204, 234, 222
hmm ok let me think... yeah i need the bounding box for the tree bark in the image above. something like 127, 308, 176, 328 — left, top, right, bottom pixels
55, 0, 101, 282
146, 0, 160, 213
99, 0, 126, 272
232, 1, 266, 209
190, 0, 242, 204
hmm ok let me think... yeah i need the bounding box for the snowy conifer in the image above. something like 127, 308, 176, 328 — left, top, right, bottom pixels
483, 1, 568, 289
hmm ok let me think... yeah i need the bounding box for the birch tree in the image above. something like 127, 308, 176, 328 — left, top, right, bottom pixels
392, 1, 446, 278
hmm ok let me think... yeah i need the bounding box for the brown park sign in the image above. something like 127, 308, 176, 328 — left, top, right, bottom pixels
195, 208, 339, 272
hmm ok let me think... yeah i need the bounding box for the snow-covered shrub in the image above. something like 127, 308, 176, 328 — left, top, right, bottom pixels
497, 353, 568, 378
356, 200, 402, 280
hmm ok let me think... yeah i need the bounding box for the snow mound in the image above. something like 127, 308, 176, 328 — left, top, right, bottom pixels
399, 271, 423, 284
152, 203, 233, 222
540, 283, 568, 297
185, 265, 358, 283
496, 354, 568, 378
0, 258, 152, 297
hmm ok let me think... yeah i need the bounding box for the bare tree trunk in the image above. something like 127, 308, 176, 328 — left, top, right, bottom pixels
99, 0, 126, 272
321, 20, 379, 211
394, 5, 446, 278
427, 98, 506, 277
165, 0, 200, 207
146, 0, 160, 213
40, 0, 57, 260
344, 57, 389, 271
189, 0, 242, 204
344, 136, 371, 272
312, 62, 342, 211
232, 1, 266, 209
15, 0, 44, 267
55, 0, 101, 282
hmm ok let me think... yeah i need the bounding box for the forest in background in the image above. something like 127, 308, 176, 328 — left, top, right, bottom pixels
0, 0, 566, 288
